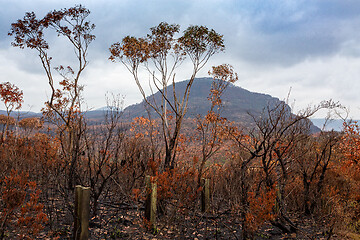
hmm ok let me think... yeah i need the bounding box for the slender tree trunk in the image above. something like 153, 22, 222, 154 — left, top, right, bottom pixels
240, 162, 250, 240
302, 174, 311, 215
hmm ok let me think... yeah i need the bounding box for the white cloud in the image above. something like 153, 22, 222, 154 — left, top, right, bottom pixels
233, 55, 360, 118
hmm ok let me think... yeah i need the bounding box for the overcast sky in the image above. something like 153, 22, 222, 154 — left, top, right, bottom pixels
1, 0, 360, 119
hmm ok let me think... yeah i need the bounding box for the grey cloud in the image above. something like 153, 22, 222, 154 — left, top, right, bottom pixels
315, 0, 360, 19
221, 0, 360, 66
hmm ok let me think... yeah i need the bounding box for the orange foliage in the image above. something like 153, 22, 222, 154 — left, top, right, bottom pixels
148, 160, 200, 212
337, 122, 360, 231
0, 115, 16, 126
1, 170, 48, 239
130, 116, 159, 139
0, 82, 23, 112
246, 188, 276, 233
132, 188, 141, 202
340, 122, 360, 196
341, 122, 360, 169
18, 118, 42, 130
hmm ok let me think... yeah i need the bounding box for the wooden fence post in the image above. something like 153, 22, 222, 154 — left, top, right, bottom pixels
74, 185, 90, 240
144, 175, 157, 230
201, 178, 210, 213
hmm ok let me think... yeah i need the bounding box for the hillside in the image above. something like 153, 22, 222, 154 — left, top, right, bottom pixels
116, 78, 319, 132
121, 78, 284, 123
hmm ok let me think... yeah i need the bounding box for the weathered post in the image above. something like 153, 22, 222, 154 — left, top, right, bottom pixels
201, 178, 210, 213
144, 175, 157, 230
74, 185, 90, 240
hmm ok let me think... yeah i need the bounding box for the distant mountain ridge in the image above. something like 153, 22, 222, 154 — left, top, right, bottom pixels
310, 118, 354, 132
0, 110, 40, 119
121, 77, 285, 124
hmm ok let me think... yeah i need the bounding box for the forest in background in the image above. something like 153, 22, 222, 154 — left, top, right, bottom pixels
1, 5, 360, 240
